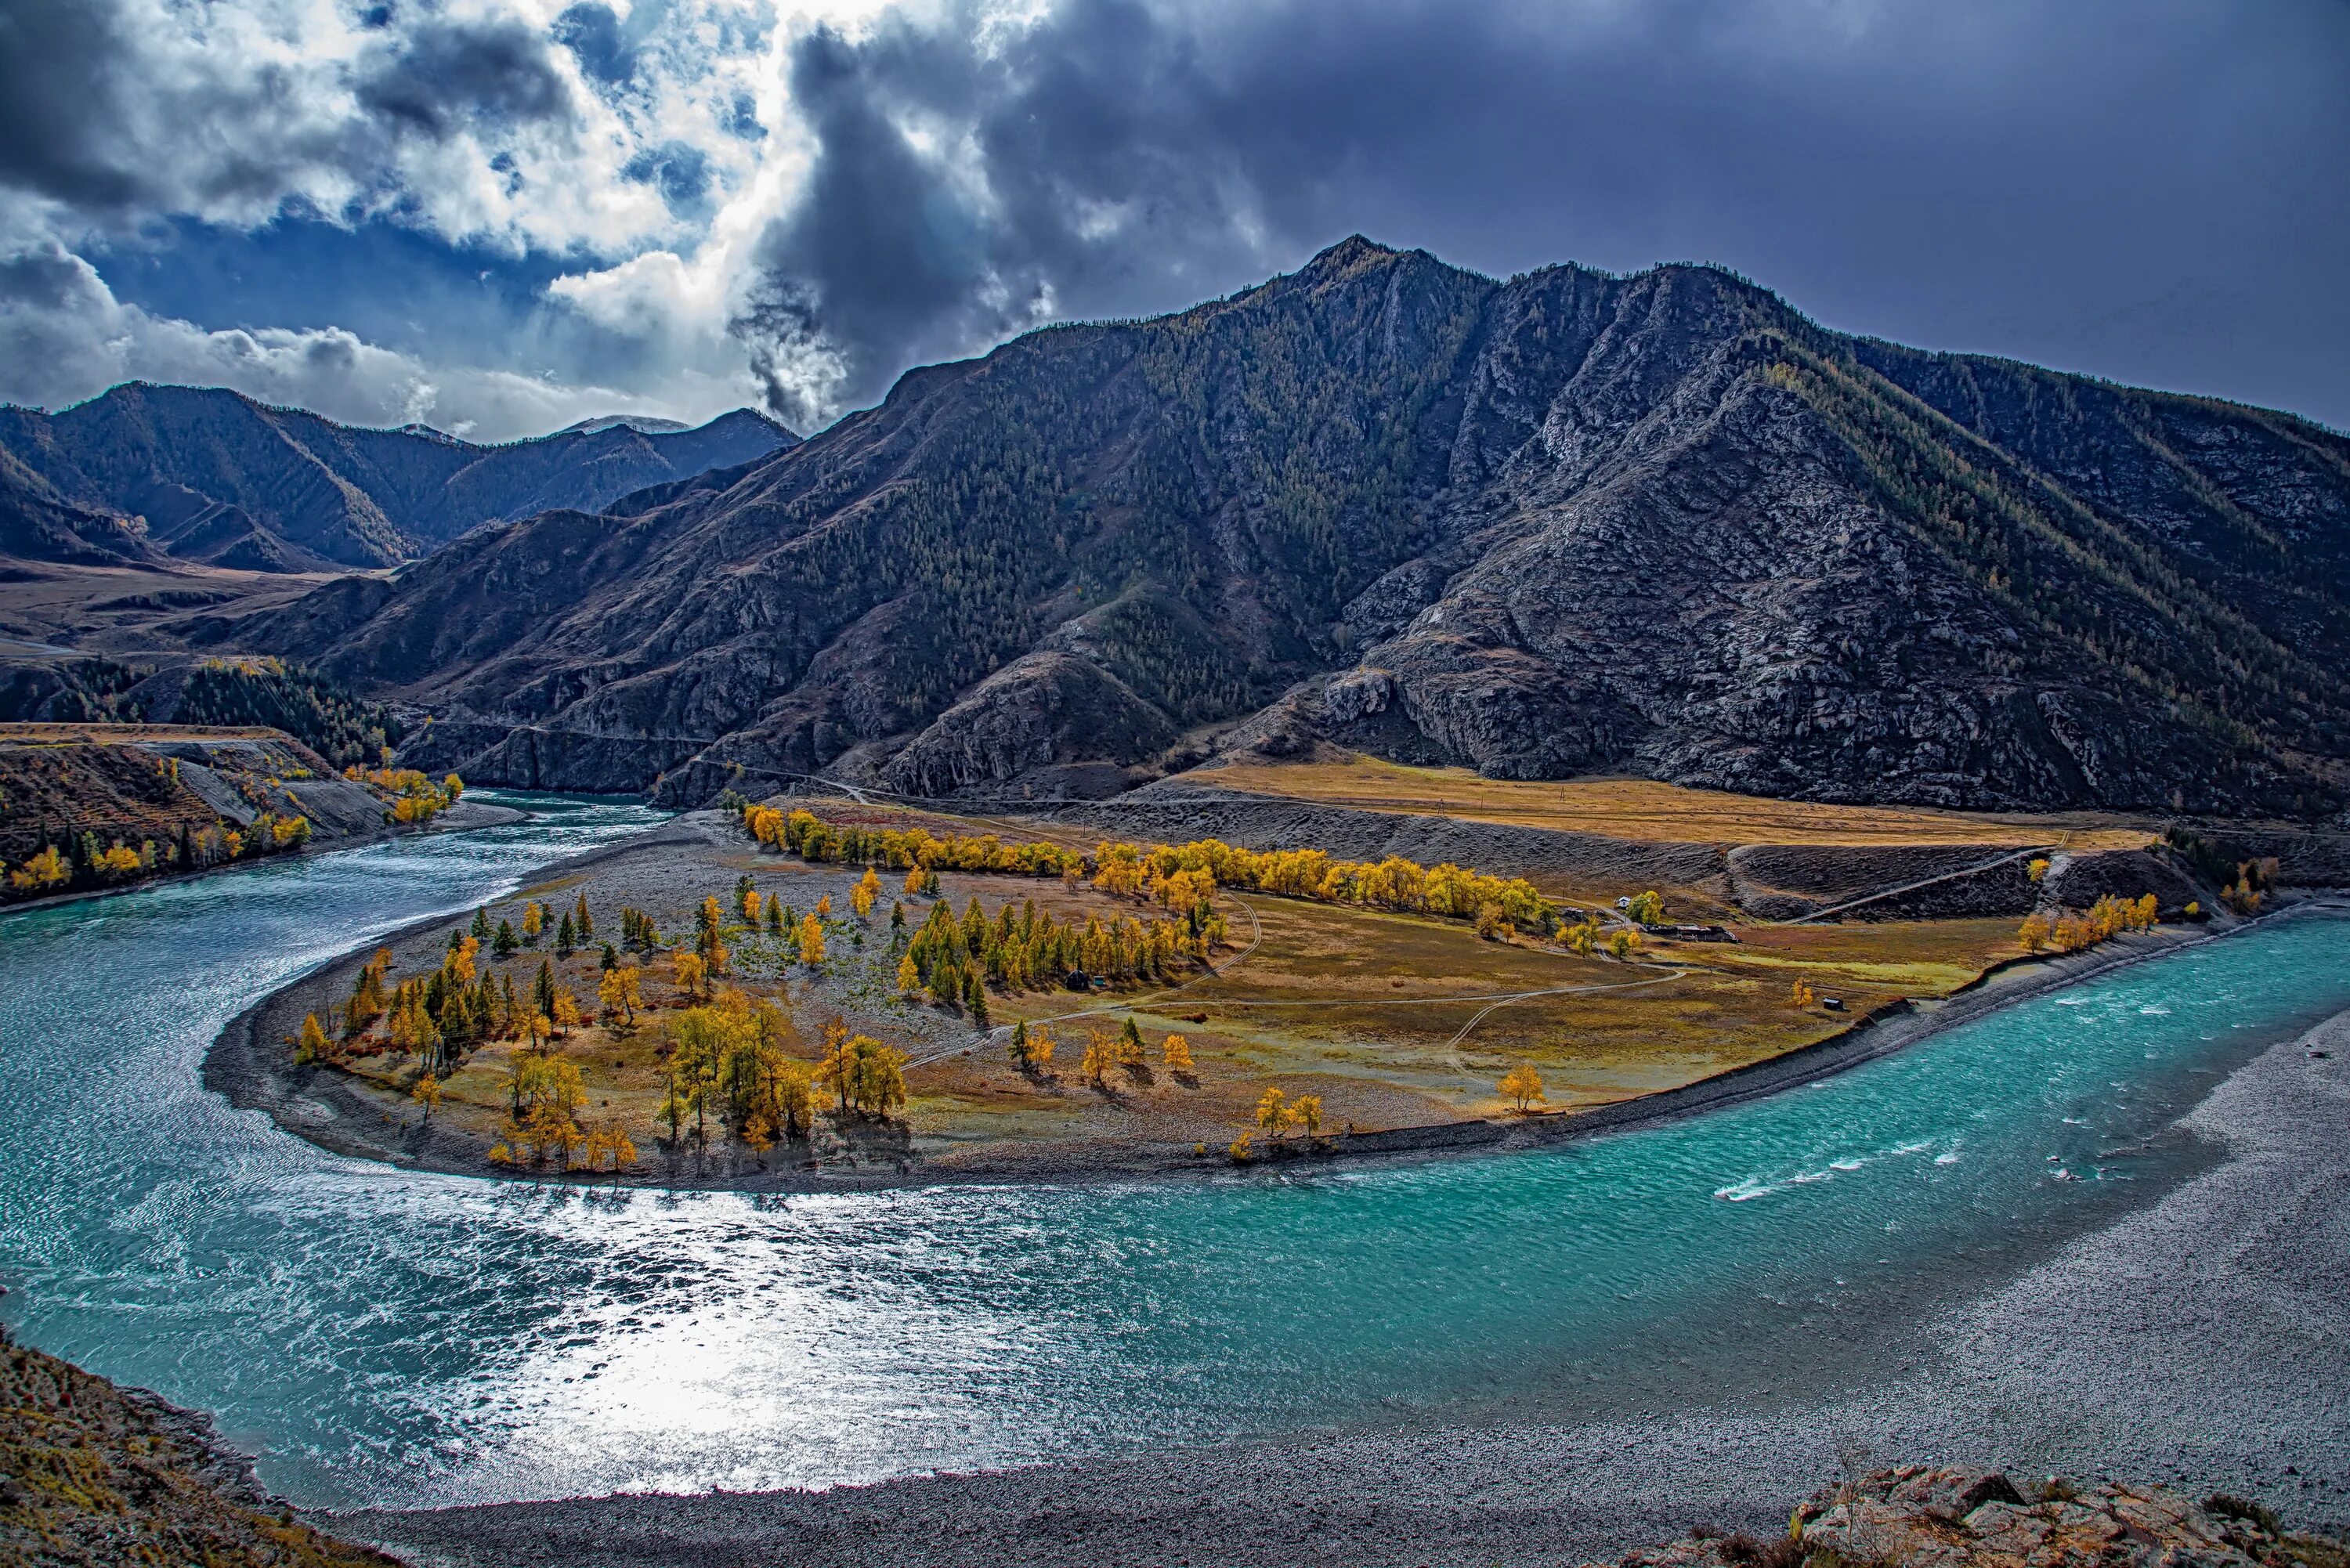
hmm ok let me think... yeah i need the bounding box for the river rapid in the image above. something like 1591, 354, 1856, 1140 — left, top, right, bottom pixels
2, 794, 2347, 1511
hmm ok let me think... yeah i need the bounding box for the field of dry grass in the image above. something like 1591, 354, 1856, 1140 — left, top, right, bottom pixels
1189, 755, 2157, 849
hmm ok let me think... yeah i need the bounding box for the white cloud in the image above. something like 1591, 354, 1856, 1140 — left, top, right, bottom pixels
0, 235, 756, 441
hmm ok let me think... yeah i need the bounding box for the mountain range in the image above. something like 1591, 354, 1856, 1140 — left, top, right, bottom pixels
190, 237, 2350, 815
0, 385, 795, 573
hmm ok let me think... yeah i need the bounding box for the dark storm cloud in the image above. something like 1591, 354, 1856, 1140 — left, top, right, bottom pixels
0, 0, 587, 227
736, 0, 1263, 417
0, 0, 152, 209
356, 15, 577, 137
734, 0, 2350, 429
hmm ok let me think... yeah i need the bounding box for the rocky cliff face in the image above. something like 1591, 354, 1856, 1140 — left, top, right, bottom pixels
0, 386, 795, 571
206, 238, 2350, 814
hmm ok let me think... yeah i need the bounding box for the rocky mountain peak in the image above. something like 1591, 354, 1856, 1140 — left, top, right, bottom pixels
193, 244, 2350, 818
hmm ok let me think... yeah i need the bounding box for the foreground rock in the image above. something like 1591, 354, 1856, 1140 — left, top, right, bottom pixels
1604, 1467, 2348, 1568
0, 1337, 399, 1567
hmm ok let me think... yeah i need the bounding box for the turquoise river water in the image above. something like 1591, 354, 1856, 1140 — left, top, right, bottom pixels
2, 793, 2347, 1509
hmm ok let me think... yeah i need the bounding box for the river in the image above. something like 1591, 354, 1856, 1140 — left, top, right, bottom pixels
2, 793, 2347, 1510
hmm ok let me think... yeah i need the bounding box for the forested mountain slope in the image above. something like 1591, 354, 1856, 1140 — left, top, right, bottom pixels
0, 388, 794, 572
206, 238, 2350, 815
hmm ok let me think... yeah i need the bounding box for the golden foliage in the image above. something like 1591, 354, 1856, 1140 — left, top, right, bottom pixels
1498, 1064, 1546, 1112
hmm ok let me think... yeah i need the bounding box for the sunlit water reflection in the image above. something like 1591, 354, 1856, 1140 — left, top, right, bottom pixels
2, 794, 2347, 1507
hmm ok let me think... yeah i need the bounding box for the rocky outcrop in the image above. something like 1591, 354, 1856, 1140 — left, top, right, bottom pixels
1594, 1467, 2346, 1568
210, 238, 2350, 813
0, 1336, 399, 1567
880, 653, 1176, 797
0, 385, 794, 569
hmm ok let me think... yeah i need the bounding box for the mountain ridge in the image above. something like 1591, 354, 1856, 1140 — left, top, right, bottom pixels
196, 237, 2350, 816
0, 386, 797, 573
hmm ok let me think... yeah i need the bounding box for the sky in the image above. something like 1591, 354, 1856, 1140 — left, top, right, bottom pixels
1, 0, 2345, 443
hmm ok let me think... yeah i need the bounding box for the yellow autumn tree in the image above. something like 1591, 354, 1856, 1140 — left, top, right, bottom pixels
1499, 1064, 1546, 1112
1256, 1086, 1289, 1139
1160, 1032, 1194, 1072
1788, 978, 1816, 1008
1081, 1030, 1115, 1086
671, 950, 706, 999
852, 867, 882, 919
295, 1013, 330, 1064
9, 846, 68, 892
797, 912, 826, 966
599, 963, 642, 1026
1286, 1093, 1323, 1143
410, 1072, 443, 1122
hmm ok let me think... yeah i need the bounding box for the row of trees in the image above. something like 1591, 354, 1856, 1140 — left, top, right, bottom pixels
1554, 917, 1642, 959
743, 805, 1086, 880
331, 934, 589, 1078
898, 896, 1207, 1019
2018, 893, 2160, 954
1006, 1017, 1195, 1086
4, 811, 312, 900
737, 800, 1564, 941
1091, 837, 1559, 934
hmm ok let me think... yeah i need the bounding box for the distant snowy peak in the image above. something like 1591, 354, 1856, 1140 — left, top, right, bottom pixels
559, 414, 696, 436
